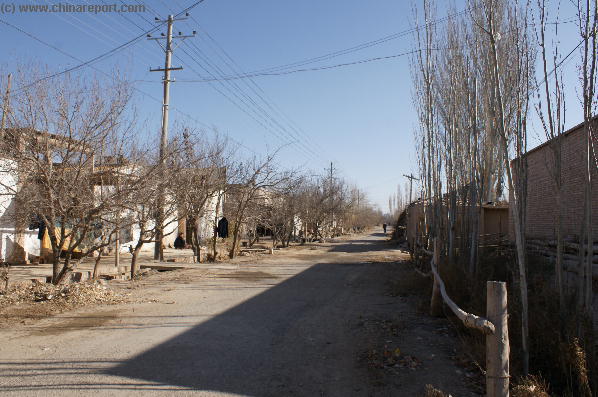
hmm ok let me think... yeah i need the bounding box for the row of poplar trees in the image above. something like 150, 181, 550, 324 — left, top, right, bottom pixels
411, 0, 597, 385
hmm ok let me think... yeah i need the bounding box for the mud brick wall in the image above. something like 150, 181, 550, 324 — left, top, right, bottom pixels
510, 121, 598, 242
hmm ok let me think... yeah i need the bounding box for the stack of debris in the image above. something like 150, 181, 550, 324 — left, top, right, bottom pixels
0, 281, 129, 306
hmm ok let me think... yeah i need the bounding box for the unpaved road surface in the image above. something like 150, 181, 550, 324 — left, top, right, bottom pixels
0, 229, 480, 396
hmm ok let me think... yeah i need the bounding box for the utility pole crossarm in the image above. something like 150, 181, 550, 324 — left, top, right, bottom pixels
327, 162, 336, 236
149, 66, 184, 73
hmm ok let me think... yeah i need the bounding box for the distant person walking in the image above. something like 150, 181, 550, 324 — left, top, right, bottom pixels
217, 217, 229, 238
383, 223, 387, 234
174, 233, 186, 249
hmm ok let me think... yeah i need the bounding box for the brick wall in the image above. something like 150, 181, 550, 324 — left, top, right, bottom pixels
510, 121, 598, 241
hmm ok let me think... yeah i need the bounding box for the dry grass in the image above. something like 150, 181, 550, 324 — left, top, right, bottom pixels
386, 264, 431, 298
427, 249, 597, 396
512, 375, 551, 397
568, 338, 592, 397
421, 384, 451, 397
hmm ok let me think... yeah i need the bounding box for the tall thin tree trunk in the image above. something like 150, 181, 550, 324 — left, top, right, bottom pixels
584, 143, 593, 312
212, 193, 222, 261
555, 191, 565, 316
92, 253, 102, 280
448, 191, 456, 265
469, 208, 479, 275
130, 244, 142, 279
229, 222, 240, 259
505, 150, 530, 376
52, 254, 60, 284
55, 253, 73, 285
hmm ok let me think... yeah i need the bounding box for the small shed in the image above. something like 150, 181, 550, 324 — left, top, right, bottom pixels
404, 200, 508, 249
480, 203, 509, 246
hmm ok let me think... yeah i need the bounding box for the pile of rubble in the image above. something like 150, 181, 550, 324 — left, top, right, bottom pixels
0, 281, 129, 306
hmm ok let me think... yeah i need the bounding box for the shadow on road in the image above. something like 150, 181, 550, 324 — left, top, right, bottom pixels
1, 231, 397, 396
102, 232, 393, 395
103, 259, 374, 395
327, 234, 391, 254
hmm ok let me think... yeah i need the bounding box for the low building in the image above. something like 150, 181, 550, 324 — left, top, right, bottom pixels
0, 157, 40, 263
97, 163, 225, 253
0, 128, 88, 264
0, 128, 225, 262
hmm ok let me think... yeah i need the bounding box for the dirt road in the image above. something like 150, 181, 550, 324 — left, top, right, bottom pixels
0, 229, 480, 396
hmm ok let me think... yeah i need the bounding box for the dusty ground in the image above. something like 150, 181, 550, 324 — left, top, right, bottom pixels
0, 228, 481, 396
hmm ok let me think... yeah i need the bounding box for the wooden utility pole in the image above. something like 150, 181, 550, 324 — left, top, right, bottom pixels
1, 73, 12, 140
403, 173, 419, 204
327, 162, 336, 235
148, 15, 195, 260
486, 281, 509, 397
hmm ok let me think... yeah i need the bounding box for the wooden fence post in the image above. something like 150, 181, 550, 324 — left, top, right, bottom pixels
486, 281, 509, 397
430, 238, 443, 316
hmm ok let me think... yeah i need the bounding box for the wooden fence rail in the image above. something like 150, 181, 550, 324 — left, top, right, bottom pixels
425, 239, 509, 397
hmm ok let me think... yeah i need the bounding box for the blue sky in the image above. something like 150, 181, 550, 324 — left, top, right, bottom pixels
0, 0, 586, 211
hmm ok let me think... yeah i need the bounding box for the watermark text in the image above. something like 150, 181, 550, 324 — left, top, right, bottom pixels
0, 2, 146, 14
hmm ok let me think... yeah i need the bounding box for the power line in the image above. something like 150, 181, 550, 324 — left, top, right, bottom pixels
180, 42, 322, 161
172, 6, 332, 162
34, 0, 162, 76
94, 1, 288, 158
0, 19, 151, 93
187, 33, 326, 159
5, 30, 242, 144
148, 0, 323, 163
120, 1, 313, 161
176, 45, 320, 160
39, 0, 138, 54
177, 49, 427, 82
0, 0, 206, 94
166, 9, 576, 84
0, 9, 269, 160
1, 18, 157, 92
123, 0, 316, 160
173, 20, 582, 84
534, 38, 583, 90
206, 8, 473, 80
170, 0, 329, 159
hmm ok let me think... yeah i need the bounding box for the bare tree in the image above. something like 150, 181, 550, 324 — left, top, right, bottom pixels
534, 0, 567, 315
412, 0, 442, 250
257, 175, 305, 249
575, 0, 597, 316
469, 0, 535, 374
225, 153, 292, 259
411, 0, 535, 374
176, 128, 231, 262
124, 140, 187, 278
1, 69, 136, 284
